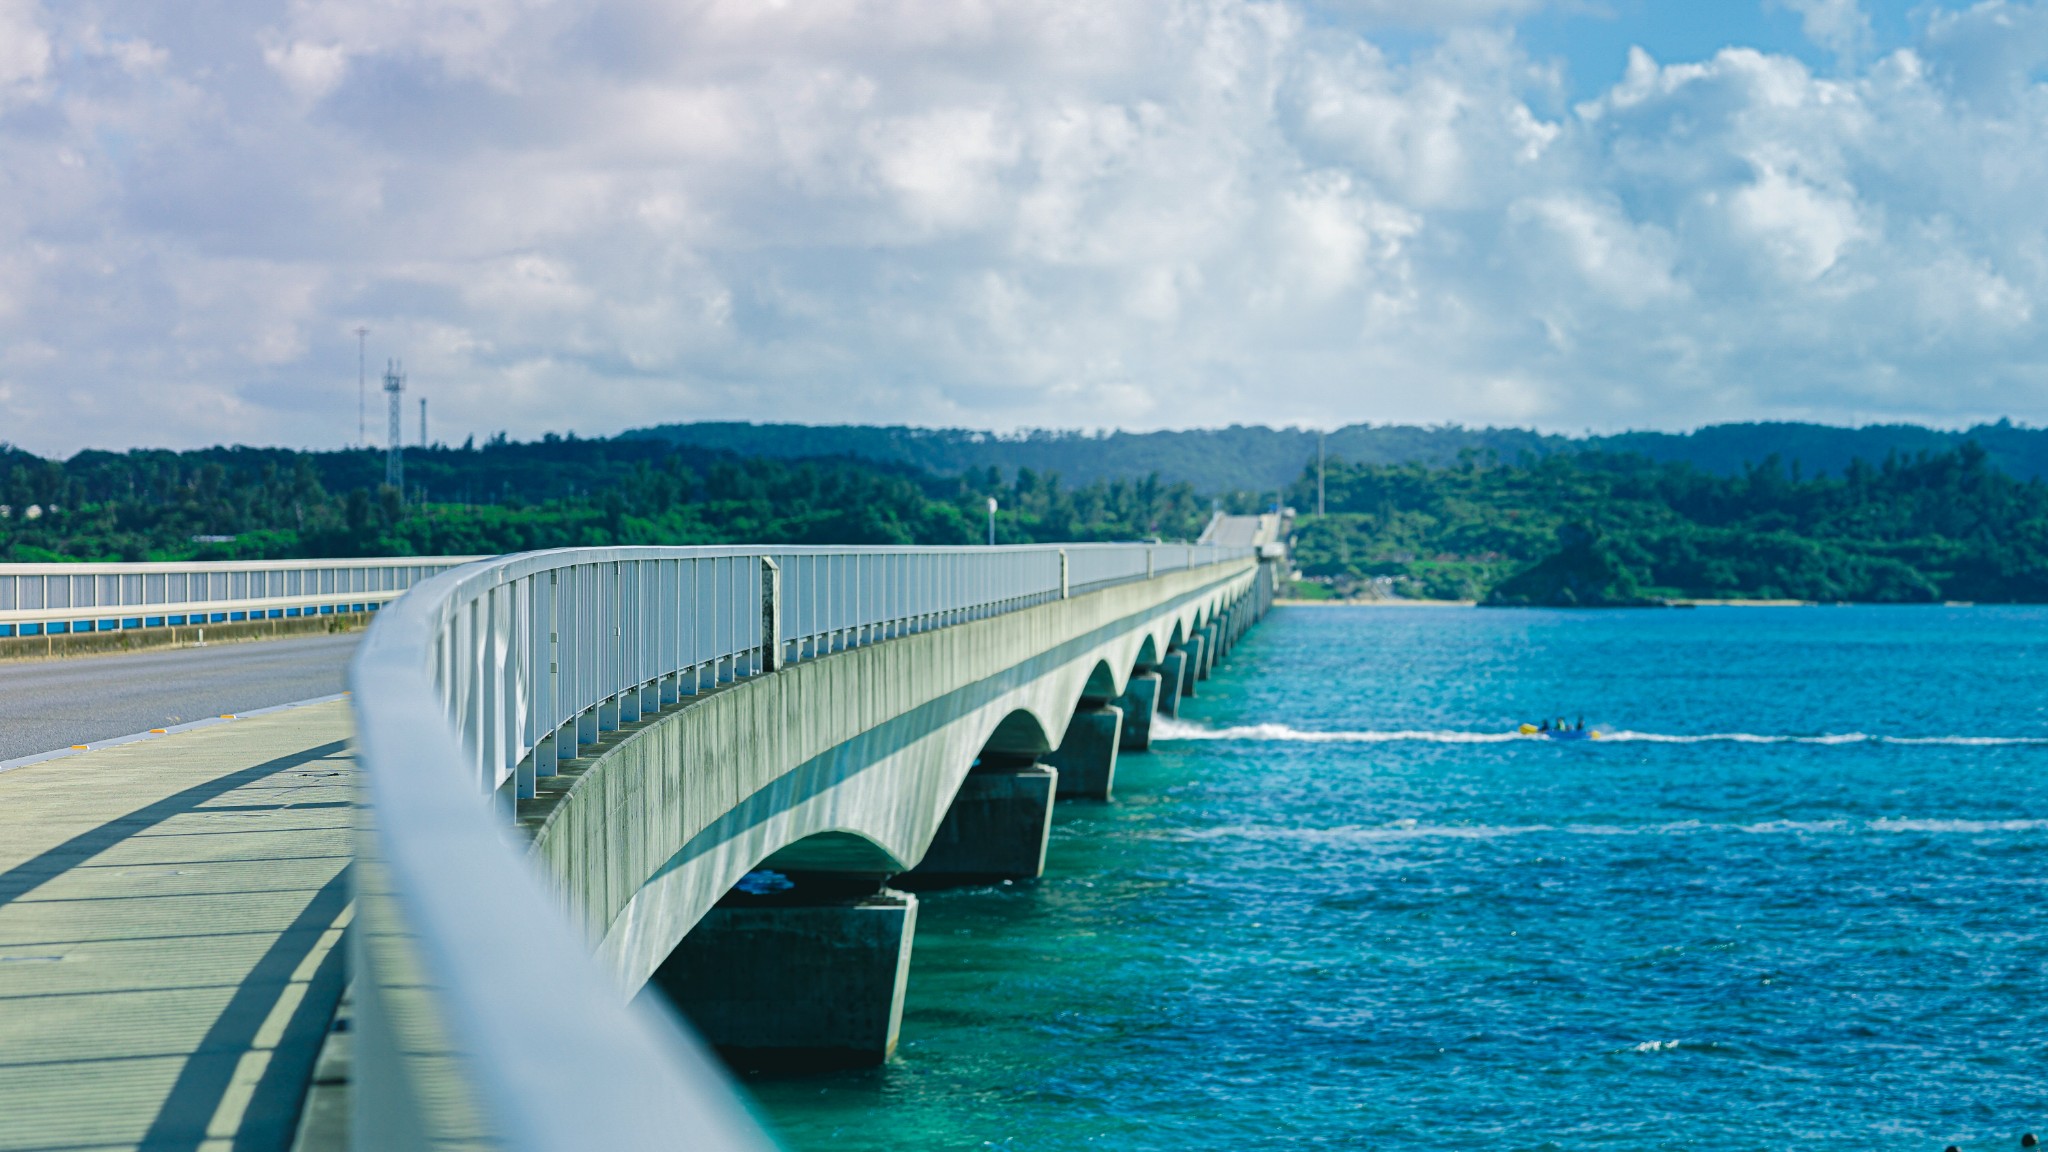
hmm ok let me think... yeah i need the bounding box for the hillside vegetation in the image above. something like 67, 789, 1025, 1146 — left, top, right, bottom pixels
629, 419, 2048, 491
8, 426, 2047, 607
0, 438, 1209, 562
1289, 443, 2048, 604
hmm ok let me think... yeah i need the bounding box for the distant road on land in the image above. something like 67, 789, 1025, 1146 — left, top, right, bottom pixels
0, 634, 359, 762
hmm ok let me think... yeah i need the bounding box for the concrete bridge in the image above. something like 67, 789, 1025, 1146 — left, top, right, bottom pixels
0, 537, 1284, 1152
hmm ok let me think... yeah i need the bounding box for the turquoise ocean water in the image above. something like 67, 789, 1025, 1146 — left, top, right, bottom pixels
747, 605, 2048, 1149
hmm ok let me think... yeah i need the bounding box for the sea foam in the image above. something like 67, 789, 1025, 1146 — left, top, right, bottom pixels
1149, 718, 2048, 747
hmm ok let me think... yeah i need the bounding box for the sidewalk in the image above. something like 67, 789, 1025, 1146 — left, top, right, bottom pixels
0, 702, 353, 1152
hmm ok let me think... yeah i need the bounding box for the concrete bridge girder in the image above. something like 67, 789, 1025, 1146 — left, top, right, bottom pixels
522, 562, 1263, 995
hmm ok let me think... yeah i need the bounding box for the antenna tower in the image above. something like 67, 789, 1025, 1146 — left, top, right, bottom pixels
384, 360, 405, 489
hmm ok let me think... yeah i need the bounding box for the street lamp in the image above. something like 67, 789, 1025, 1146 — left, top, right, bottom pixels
987, 496, 998, 546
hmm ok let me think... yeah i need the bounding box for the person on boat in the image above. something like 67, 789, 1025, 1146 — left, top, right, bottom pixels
1575, 716, 1585, 731
1538, 718, 1550, 732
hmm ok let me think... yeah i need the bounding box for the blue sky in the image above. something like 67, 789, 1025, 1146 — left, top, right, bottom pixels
1523, 1, 1916, 89
1, 0, 2047, 454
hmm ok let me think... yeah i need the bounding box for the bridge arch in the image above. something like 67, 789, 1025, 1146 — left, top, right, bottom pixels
981, 706, 1056, 759
757, 829, 905, 874
1077, 658, 1120, 705
1132, 634, 1161, 670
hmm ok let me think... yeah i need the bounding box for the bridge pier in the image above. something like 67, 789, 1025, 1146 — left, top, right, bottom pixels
1046, 704, 1123, 799
1157, 650, 1187, 716
901, 758, 1057, 884
650, 878, 916, 1071
1179, 636, 1205, 697
1116, 672, 1162, 750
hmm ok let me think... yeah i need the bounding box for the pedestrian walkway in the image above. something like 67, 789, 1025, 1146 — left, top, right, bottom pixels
0, 701, 352, 1152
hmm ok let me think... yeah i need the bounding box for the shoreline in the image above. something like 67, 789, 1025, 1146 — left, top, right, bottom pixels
1276, 598, 1476, 608
1276, 597, 1974, 609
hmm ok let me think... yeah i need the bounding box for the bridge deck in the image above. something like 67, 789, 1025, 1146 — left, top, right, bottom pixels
0, 702, 352, 1152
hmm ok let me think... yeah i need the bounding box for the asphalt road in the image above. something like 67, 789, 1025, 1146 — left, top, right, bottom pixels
0, 634, 359, 762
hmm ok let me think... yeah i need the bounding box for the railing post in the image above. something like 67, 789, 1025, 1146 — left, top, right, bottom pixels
1059, 550, 1069, 600
760, 556, 782, 673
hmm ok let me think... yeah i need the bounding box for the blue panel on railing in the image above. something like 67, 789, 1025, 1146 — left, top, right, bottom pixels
0, 557, 482, 632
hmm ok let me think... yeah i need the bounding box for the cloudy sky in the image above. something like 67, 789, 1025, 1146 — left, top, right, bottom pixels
2, 0, 2046, 455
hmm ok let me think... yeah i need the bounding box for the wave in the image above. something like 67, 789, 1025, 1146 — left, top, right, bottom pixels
1866, 817, 2048, 833
1149, 718, 2048, 747
1166, 817, 2048, 845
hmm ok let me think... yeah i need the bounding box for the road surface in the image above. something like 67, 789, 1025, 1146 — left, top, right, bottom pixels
0, 635, 359, 763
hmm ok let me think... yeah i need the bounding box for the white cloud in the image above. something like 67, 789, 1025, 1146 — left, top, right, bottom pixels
1308, 0, 1545, 29
1509, 196, 1682, 307
264, 39, 350, 101
5, 0, 2048, 454
1725, 163, 1863, 281
0, 0, 50, 104
1774, 0, 1876, 61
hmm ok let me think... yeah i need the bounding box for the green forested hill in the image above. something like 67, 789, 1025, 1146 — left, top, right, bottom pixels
10, 424, 2048, 605
624, 422, 1563, 492
1288, 443, 2048, 604
0, 437, 1209, 562
627, 419, 2048, 490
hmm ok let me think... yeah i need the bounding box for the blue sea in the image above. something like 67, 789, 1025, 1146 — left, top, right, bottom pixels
747, 605, 2048, 1150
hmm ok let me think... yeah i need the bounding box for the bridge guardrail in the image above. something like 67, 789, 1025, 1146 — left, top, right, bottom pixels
0, 556, 482, 636
348, 542, 1256, 1151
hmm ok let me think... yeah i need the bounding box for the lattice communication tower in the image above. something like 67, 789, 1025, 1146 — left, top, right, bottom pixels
384, 360, 405, 489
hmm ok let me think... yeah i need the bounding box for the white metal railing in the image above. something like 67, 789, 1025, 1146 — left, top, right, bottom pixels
0, 556, 482, 637
347, 542, 1256, 1150
386, 544, 1248, 802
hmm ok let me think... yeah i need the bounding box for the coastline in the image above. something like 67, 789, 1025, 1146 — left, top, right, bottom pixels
1277, 597, 1864, 609
1276, 598, 1476, 608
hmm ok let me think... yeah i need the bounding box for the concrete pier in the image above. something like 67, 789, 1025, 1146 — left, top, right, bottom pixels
1045, 705, 1123, 800
1116, 672, 1161, 751
650, 881, 916, 1071
1179, 636, 1205, 698
1156, 651, 1187, 716
902, 759, 1056, 884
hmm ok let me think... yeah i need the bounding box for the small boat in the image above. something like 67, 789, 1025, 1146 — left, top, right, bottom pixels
1518, 723, 1601, 741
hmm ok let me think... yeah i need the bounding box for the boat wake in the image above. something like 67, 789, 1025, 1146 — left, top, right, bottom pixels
1151, 719, 1522, 744
1163, 816, 2048, 844
1149, 718, 2048, 747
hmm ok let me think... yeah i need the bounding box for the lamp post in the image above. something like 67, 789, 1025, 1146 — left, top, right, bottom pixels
987, 497, 997, 547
